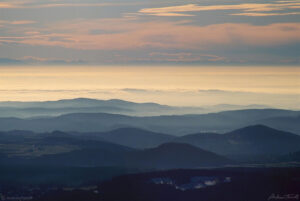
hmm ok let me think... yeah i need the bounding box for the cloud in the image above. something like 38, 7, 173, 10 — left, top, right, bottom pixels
198, 89, 256, 94
121, 88, 150, 93
27, 3, 119, 8
0, 1, 142, 9
0, 20, 36, 25
0, 2, 20, 8
198, 89, 232, 93
139, 2, 300, 17
232, 12, 300, 16
89, 29, 124, 35
146, 13, 195, 17
1, 17, 300, 51
0, 58, 23, 64
0, 56, 85, 65
121, 88, 197, 94
10, 20, 36, 25
146, 52, 227, 62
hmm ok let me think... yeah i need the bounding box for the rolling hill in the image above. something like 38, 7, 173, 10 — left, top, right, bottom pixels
0, 109, 298, 135
173, 125, 300, 161
0, 130, 233, 169
126, 143, 233, 169
0, 98, 200, 117
86, 128, 176, 149
0, 98, 270, 118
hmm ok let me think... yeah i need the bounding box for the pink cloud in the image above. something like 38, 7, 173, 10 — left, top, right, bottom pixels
0, 2, 18, 8
1, 19, 300, 50
10, 20, 36, 25
0, 20, 36, 25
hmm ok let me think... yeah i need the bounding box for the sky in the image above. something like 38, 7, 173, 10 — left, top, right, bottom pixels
0, 0, 299, 65
0, 66, 299, 108
0, 0, 299, 108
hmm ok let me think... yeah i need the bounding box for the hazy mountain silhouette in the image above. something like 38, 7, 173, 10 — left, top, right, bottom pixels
0, 98, 199, 117
0, 109, 299, 135
0, 131, 135, 167
1, 126, 299, 167
0, 98, 270, 118
86, 128, 176, 149
0, 131, 232, 169
126, 143, 233, 169
259, 115, 300, 134
0, 127, 175, 150
173, 125, 300, 161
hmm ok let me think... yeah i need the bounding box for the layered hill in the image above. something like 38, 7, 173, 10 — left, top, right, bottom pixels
173, 125, 300, 161
126, 143, 232, 169
0, 98, 270, 118
0, 109, 299, 135
0, 130, 232, 169
85, 128, 176, 149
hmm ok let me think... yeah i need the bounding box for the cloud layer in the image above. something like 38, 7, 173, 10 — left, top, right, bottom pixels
1, 19, 300, 50
139, 2, 300, 17
0, 0, 300, 65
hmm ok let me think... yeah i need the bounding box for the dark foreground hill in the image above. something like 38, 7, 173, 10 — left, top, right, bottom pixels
126, 143, 232, 169
0, 109, 299, 135
277, 151, 300, 163
30, 167, 300, 201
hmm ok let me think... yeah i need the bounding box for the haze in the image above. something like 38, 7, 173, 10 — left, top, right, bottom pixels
0, 66, 299, 108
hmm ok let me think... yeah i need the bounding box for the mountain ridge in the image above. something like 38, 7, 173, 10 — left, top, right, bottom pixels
173, 125, 300, 161
0, 98, 273, 118
0, 109, 299, 135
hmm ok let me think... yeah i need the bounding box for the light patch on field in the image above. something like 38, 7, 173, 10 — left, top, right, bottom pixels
0, 144, 79, 158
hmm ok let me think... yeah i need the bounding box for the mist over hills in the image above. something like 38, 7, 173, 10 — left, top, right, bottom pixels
0, 130, 135, 167
0, 109, 299, 135
173, 125, 300, 161
0, 129, 231, 169
259, 116, 300, 136
81, 128, 176, 149
0, 98, 270, 118
126, 143, 233, 169
0, 98, 299, 186
1, 125, 300, 168
1, 123, 300, 194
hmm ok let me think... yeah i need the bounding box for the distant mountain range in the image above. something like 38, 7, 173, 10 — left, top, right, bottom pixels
0, 109, 299, 135
0, 98, 270, 118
